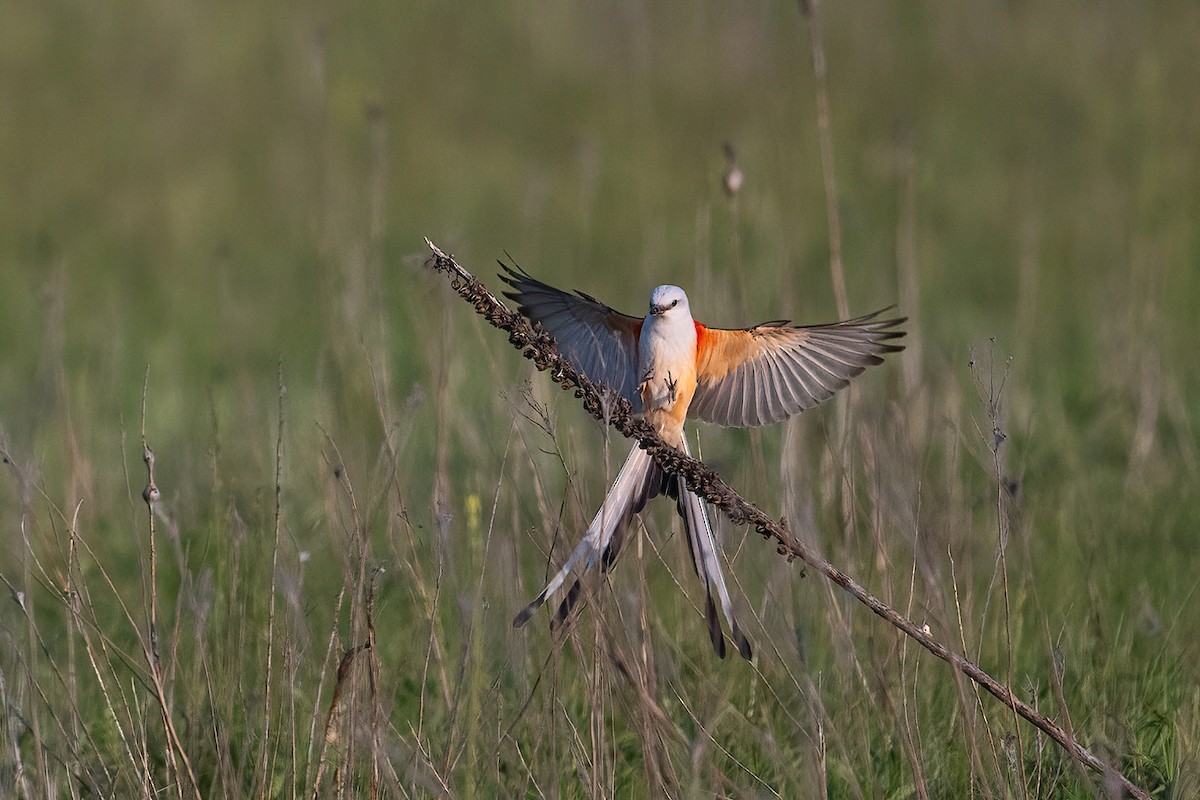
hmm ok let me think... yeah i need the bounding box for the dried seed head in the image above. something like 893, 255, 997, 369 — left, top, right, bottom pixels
722, 142, 744, 197
723, 165, 744, 198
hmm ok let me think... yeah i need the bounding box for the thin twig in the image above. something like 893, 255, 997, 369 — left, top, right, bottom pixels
367, 567, 384, 800
139, 378, 202, 799
260, 361, 286, 799
421, 238, 1149, 800
140, 371, 158, 667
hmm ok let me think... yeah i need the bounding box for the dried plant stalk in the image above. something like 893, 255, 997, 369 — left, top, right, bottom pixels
422, 238, 1149, 800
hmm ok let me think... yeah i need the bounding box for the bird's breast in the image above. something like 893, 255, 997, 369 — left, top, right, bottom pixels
638, 316, 698, 431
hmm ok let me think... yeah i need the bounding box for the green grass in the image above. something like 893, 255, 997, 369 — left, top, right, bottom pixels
2, 1, 1199, 796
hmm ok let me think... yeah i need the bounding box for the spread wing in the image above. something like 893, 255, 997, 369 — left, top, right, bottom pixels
690, 309, 906, 427
499, 264, 643, 406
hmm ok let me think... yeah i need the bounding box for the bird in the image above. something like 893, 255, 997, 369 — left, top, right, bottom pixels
501, 264, 905, 660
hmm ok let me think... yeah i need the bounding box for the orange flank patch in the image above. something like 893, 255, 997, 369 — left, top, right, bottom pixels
695, 325, 763, 384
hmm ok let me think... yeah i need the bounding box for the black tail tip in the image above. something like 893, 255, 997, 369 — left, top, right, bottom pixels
550, 580, 582, 632
512, 594, 546, 629
706, 596, 727, 658
732, 626, 753, 661
712, 634, 727, 659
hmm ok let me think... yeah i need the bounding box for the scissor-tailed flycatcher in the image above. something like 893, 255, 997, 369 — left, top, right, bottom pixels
502, 265, 905, 659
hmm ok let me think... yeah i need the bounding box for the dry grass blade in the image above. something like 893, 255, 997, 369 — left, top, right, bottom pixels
422, 237, 1150, 800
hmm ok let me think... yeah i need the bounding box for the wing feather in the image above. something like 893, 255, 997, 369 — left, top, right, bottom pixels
761, 352, 790, 423
692, 309, 906, 427
499, 264, 643, 406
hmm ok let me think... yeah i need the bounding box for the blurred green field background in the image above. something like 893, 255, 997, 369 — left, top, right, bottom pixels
2, 1, 1198, 797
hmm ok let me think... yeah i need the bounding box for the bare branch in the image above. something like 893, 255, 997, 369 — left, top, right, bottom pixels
421, 238, 1148, 800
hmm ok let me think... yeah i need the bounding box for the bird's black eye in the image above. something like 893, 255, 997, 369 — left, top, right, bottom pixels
671, 299, 679, 308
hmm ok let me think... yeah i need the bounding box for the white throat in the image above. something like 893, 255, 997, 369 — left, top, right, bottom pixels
637, 286, 697, 413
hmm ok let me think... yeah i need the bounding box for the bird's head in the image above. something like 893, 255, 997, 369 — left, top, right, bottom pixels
648, 285, 689, 317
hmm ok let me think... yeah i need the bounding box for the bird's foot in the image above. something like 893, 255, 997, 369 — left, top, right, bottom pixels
638, 368, 655, 396
664, 371, 678, 403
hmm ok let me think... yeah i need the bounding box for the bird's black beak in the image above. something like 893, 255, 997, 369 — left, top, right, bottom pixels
650, 304, 666, 316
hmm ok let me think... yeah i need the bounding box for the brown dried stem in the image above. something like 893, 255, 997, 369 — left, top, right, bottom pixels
421, 238, 1148, 800
139, 377, 202, 799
